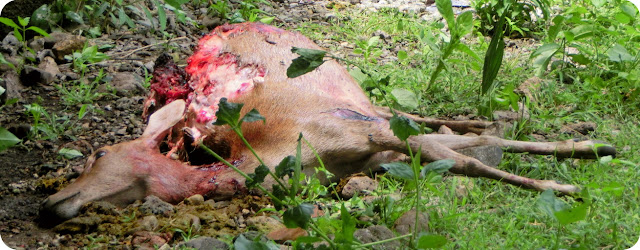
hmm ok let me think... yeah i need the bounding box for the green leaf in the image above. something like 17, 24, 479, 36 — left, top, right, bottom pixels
607, 44, 634, 62
26, 26, 50, 37
58, 148, 84, 159
621, 1, 638, 18
275, 155, 296, 178
0, 127, 21, 152
569, 54, 591, 65
287, 47, 327, 78
213, 98, 243, 127
30, 5, 51, 29
536, 189, 569, 218
391, 88, 419, 110
246, 164, 269, 188
454, 43, 481, 62
389, 115, 420, 141
531, 43, 561, 77
13, 27, 22, 42
381, 162, 414, 180
283, 203, 314, 229
367, 36, 380, 47
0, 17, 19, 29
335, 204, 356, 244
421, 159, 455, 176
481, 7, 508, 94
155, 0, 167, 31
164, 0, 189, 10
0, 85, 4, 96
615, 12, 631, 24
554, 202, 588, 226
234, 234, 279, 250
397, 50, 408, 60
65, 11, 84, 24
241, 108, 265, 124
17, 17, 29, 27
417, 234, 448, 248
272, 184, 286, 210
455, 11, 473, 37
436, 0, 455, 33
602, 182, 624, 197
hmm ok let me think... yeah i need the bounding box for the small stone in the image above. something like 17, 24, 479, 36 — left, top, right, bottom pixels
38, 56, 61, 79
20, 65, 55, 85
393, 209, 429, 235
340, 175, 378, 199
139, 215, 159, 231
267, 227, 308, 243
131, 231, 172, 249
102, 72, 145, 96
177, 237, 229, 250
139, 195, 174, 216
52, 35, 87, 61
184, 194, 204, 205
246, 216, 285, 233
354, 225, 400, 250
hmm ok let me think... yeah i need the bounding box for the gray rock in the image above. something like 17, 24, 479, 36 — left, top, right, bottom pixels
184, 194, 205, 205
341, 176, 378, 199
394, 209, 429, 234
0, 71, 23, 103
105, 72, 145, 96
38, 56, 61, 79
246, 215, 284, 233
139, 195, 175, 216
177, 237, 229, 250
354, 225, 400, 250
139, 215, 159, 231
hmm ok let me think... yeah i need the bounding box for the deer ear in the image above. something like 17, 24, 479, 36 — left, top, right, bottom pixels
141, 100, 186, 146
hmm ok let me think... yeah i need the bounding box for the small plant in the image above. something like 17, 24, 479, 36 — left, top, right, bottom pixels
65, 45, 109, 75
173, 225, 199, 242
473, 0, 551, 37
0, 16, 50, 61
57, 69, 108, 106
353, 36, 384, 63
24, 103, 89, 141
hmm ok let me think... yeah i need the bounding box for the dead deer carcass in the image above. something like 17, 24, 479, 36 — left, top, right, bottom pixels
40, 23, 615, 223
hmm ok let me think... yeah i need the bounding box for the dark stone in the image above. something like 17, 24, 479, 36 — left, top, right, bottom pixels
139, 195, 175, 216
177, 237, 229, 250
20, 65, 55, 85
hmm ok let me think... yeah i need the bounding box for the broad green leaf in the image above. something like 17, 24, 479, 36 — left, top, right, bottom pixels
615, 12, 631, 24
481, 5, 509, 94
0, 85, 4, 95
0, 53, 14, 70
287, 47, 327, 78
272, 184, 286, 210
456, 11, 473, 37
421, 159, 455, 176
455, 43, 481, 62
155, 0, 167, 31
275, 155, 296, 178
381, 162, 414, 180
554, 202, 588, 226
607, 44, 634, 62
436, 0, 455, 33
65, 11, 84, 24
260, 16, 274, 24
0, 127, 21, 152
417, 234, 448, 248
536, 189, 569, 219
30, 5, 51, 29
0, 17, 19, 29
367, 36, 380, 47
335, 204, 356, 244
389, 115, 420, 141
397, 50, 408, 60
283, 203, 314, 229
391, 88, 419, 110
165, 0, 189, 9
569, 54, 591, 65
26, 26, 50, 37
547, 15, 565, 42
58, 148, 83, 159
17, 17, 29, 27
241, 108, 265, 124
213, 98, 243, 127
621, 1, 638, 18
246, 164, 269, 188
531, 43, 561, 77
234, 234, 279, 250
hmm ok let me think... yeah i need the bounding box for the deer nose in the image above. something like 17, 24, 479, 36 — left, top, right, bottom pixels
39, 191, 81, 227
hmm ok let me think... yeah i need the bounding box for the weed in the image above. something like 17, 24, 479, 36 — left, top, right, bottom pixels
0, 16, 50, 61
24, 103, 89, 141
57, 69, 108, 106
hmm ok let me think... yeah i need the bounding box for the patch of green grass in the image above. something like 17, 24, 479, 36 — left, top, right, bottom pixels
292, 1, 640, 248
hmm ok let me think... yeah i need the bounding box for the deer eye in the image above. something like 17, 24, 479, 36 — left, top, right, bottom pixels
95, 151, 107, 159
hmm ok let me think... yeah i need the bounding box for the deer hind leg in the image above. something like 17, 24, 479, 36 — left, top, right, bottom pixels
422, 134, 616, 159
369, 130, 582, 194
